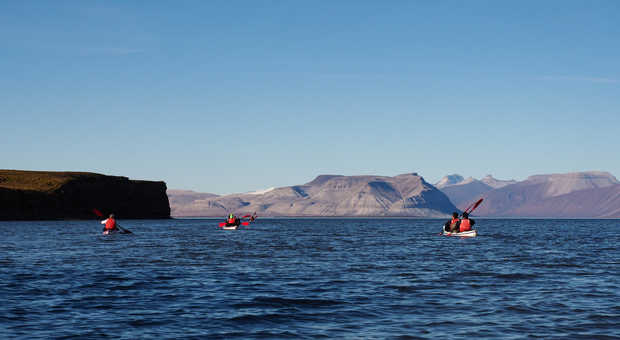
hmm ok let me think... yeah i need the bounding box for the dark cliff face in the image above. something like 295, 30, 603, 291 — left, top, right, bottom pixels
0, 170, 170, 220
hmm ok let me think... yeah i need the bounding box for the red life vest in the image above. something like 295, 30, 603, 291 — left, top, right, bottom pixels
105, 218, 116, 230
228, 217, 236, 224
459, 218, 471, 232
450, 218, 459, 228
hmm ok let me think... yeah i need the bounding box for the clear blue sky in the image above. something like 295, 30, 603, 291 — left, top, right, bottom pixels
2, 1, 619, 194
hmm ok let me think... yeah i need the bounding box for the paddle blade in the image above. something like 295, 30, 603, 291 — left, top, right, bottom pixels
118, 225, 132, 234
93, 209, 104, 217
463, 201, 475, 214
241, 214, 251, 219
467, 198, 484, 214
218, 222, 226, 227
241, 222, 250, 226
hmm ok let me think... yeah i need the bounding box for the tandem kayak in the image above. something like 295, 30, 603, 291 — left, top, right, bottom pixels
442, 229, 477, 237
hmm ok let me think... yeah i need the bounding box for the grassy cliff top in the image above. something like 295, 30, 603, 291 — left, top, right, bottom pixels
0, 170, 105, 192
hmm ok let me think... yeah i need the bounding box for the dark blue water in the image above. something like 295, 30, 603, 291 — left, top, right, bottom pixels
1, 219, 619, 339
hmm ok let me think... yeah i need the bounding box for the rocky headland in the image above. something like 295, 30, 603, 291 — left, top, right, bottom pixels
0, 170, 170, 220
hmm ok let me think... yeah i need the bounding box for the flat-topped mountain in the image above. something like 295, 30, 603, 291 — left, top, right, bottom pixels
170, 173, 457, 217
522, 171, 618, 197
0, 169, 170, 220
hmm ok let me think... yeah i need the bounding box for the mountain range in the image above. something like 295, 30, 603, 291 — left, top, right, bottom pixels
168, 173, 457, 217
169, 171, 620, 218
435, 174, 516, 208
436, 171, 620, 218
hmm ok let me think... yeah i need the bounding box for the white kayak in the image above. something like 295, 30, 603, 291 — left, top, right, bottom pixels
222, 225, 238, 230
442, 229, 477, 237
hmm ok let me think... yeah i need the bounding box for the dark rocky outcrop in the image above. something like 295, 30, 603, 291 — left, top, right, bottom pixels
0, 170, 170, 220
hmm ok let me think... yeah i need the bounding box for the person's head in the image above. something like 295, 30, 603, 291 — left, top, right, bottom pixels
462, 212, 469, 219
452, 212, 458, 218
229, 213, 233, 218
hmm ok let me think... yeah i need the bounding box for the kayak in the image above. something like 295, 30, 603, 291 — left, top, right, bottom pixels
442, 229, 477, 237
102, 229, 130, 235
219, 221, 250, 229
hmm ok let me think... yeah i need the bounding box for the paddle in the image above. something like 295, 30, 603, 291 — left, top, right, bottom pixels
93, 209, 132, 234
464, 198, 484, 215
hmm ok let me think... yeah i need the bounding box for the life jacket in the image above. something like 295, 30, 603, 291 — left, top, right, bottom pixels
228, 217, 236, 224
105, 218, 116, 230
450, 218, 459, 228
459, 218, 471, 232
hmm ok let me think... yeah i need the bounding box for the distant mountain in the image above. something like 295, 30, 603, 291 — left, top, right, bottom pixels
435, 174, 465, 189
435, 174, 513, 208
474, 171, 620, 217
440, 180, 493, 208
170, 173, 457, 217
167, 190, 219, 217
480, 175, 517, 189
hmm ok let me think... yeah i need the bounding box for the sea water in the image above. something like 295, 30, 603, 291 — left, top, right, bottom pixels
1, 219, 618, 339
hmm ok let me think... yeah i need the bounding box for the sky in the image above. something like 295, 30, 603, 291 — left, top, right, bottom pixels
1, 1, 619, 194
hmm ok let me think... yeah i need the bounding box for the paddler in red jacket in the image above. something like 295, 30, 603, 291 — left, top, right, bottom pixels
459, 212, 476, 232
226, 213, 240, 227
101, 214, 119, 233
444, 212, 460, 232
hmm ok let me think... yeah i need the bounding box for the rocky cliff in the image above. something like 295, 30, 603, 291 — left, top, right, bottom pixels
0, 170, 170, 220
169, 173, 457, 217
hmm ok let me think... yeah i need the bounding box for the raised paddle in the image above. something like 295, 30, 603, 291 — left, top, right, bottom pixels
464, 198, 484, 215
93, 209, 132, 234
440, 198, 484, 236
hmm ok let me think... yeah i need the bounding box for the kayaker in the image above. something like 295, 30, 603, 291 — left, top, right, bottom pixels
444, 212, 460, 232
459, 212, 476, 232
226, 213, 239, 227
101, 213, 119, 233
249, 212, 257, 222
